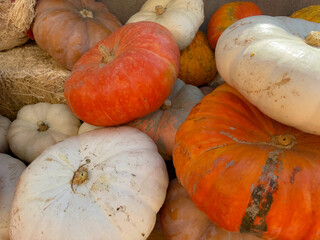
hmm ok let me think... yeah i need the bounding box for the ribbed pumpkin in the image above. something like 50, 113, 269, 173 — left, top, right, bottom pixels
178, 31, 217, 87
32, 0, 122, 70
160, 179, 260, 240
291, 5, 320, 23
173, 83, 320, 240
207, 1, 262, 50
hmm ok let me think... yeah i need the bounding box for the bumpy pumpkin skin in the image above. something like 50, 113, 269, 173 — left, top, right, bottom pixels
65, 21, 180, 127
291, 5, 320, 23
160, 179, 260, 240
173, 83, 320, 240
207, 1, 262, 50
127, 79, 203, 160
179, 31, 217, 87
32, 0, 122, 70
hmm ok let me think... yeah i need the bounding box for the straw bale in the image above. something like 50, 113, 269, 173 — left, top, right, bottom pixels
0, 0, 36, 51
0, 42, 71, 120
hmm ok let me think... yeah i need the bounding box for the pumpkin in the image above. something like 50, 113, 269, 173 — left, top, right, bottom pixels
207, 1, 262, 50
173, 83, 320, 240
7, 102, 81, 163
215, 15, 320, 135
32, 0, 122, 70
291, 5, 320, 23
0, 153, 26, 240
178, 31, 217, 86
160, 179, 260, 240
9, 126, 168, 240
65, 21, 180, 127
127, 79, 203, 160
126, 0, 204, 50
0, 116, 11, 153
78, 122, 102, 135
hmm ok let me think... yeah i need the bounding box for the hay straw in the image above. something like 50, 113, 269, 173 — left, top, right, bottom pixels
0, 0, 36, 51
0, 42, 71, 120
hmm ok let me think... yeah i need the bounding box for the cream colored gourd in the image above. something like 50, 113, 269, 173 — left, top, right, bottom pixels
7, 102, 81, 163
0, 153, 26, 240
215, 15, 320, 135
126, 0, 204, 50
0, 116, 11, 153
9, 126, 169, 240
78, 122, 103, 135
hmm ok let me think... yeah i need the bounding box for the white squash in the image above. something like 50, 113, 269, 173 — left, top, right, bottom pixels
78, 122, 103, 135
9, 126, 169, 240
126, 0, 204, 50
0, 116, 11, 153
0, 153, 26, 240
7, 102, 81, 163
215, 15, 320, 135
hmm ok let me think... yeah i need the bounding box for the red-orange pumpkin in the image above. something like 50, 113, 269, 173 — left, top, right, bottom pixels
173, 83, 320, 240
32, 0, 122, 70
65, 21, 180, 126
207, 2, 262, 50
160, 179, 260, 240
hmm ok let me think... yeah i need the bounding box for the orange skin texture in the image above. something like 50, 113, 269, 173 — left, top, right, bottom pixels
173, 83, 320, 240
64, 21, 180, 126
207, 1, 262, 50
32, 0, 122, 70
291, 5, 320, 23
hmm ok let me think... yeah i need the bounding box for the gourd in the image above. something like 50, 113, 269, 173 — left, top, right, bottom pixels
291, 5, 320, 23
179, 31, 217, 86
215, 15, 320, 135
173, 83, 320, 240
0, 116, 11, 153
127, 79, 203, 160
126, 0, 204, 50
160, 179, 260, 240
7, 102, 81, 163
9, 126, 168, 240
0, 153, 26, 240
32, 0, 122, 70
207, 1, 262, 50
65, 21, 180, 127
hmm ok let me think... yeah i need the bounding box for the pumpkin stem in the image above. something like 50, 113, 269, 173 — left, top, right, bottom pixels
37, 120, 49, 132
161, 99, 172, 110
155, 5, 165, 15
80, 9, 93, 18
98, 44, 115, 63
305, 31, 320, 47
271, 134, 296, 149
71, 161, 90, 192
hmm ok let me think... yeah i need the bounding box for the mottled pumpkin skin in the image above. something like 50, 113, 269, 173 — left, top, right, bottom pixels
32, 0, 122, 70
291, 5, 320, 23
173, 83, 320, 240
179, 31, 217, 87
160, 179, 260, 240
207, 2, 262, 50
65, 21, 180, 127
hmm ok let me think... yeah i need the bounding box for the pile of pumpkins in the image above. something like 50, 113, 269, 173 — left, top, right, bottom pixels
1, 0, 320, 239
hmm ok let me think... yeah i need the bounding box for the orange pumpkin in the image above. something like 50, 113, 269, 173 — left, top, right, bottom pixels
207, 2, 262, 50
179, 31, 217, 87
290, 5, 320, 23
173, 83, 320, 240
32, 0, 122, 70
160, 179, 260, 240
127, 79, 203, 160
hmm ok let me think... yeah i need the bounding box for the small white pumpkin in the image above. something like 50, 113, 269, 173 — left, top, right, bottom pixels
215, 15, 320, 135
0, 153, 26, 240
78, 122, 103, 135
126, 0, 204, 50
7, 102, 81, 163
9, 126, 169, 240
0, 116, 11, 153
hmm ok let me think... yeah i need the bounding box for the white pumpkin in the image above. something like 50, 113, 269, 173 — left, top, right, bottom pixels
126, 0, 204, 50
215, 15, 320, 135
78, 122, 103, 135
0, 116, 11, 153
7, 102, 81, 163
9, 126, 169, 240
0, 153, 26, 240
